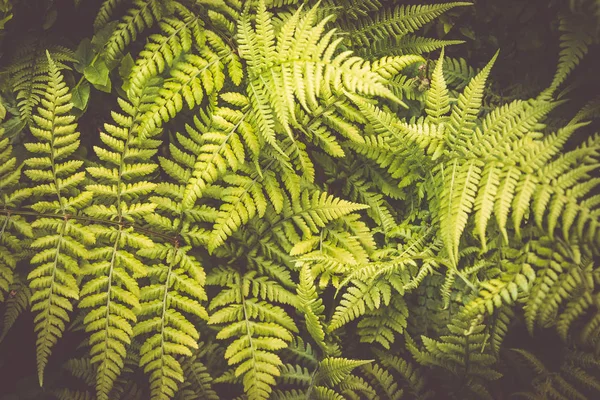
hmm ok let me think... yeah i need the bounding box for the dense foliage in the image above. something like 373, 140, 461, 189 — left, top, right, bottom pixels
0, 0, 599, 399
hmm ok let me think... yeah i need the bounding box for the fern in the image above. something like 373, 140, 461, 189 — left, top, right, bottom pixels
94, 0, 130, 31
80, 82, 161, 399
376, 351, 435, 400
237, 1, 402, 153
138, 44, 227, 137
548, 12, 595, 93
0, 276, 31, 340
510, 347, 600, 400
175, 344, 219, 400
3, 40, 76, 123
524, 237, 596, 336
128, 3, 205, 97
207, 267, 298, 400
134, 243, 209, 400
0, 127, 32, 302
407, 319, 501, 400
339, 3, 472, 47
24, 52, 94, 385
0, 1, 599, 399
104, 0, 168, 65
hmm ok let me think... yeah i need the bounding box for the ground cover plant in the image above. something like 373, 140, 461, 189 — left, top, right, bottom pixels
0, 0, 599, 399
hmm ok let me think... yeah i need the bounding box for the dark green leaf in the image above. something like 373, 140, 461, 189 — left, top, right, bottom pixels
84, 60, 110, 89
74, 38, 94, 73
71, 82, 90, 110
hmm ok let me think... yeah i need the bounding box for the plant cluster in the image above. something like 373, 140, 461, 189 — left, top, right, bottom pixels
0, 0, 599, 399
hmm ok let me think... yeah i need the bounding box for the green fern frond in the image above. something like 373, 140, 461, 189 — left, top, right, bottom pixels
548, 13, 595, 93
315, 357, 372, 387
459, 261, 535, 319
207, 267, 298, 400
104, 0, 167, 65
510, 347, 600, 400
425, 49, 450, 124
557, 291, 596, 342
24, 53, 94, 386
128, 3, 205, 97
94, 0, 130, 31
488, 305, 514, 356
0, 128, 32, 301
524, 238, 594, 336
447, 51, 498, 143
134, 244, 208, 400
4, 40, 76, 123
407, 320, 501, 399
0, 276, 31, 341
339, 227, 438, 286
81, 83, 161, 399
356, 36, 464, 59
375, 351, 434, 400
314, 153, 398, 233
296, 263, 327, 351
176, 346, 219, 400
237, 1, 402, 154
443, 57, 478, 90
437, 158, 483, 266
360, 362, 404, 400
357, 295, 408, 349
329, 278, 391, 331
340, 3, 472, 47
181, 94, 256, 209
138, 46, 226, 137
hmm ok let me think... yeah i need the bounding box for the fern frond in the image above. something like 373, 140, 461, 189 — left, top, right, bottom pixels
340, 3, 472, 47
437, 158, 483, 266
357, 295, 408, 349
238, 1, 402, 153
329, 278, 390, 331
24, 53, 94, 386
181, 94, 255, 209
447, 51, 498, 143
0, 128, 32, 302
510, 348, 600, 400
94, 0, 130, 30
176, 345, 219, 400
0, 277, 31, 341
443, 57, 478, 90
459, 261, 535, 319
4, 40, 75, 123
557, 291, 595, 341
375, 351, 434, 400
548, 13, 594, 93
315, 357, 372, 387
296, 263, 327, 351
135, 244, 208, 400
356, 35, 464, 59
207, 267, 298, 400
407, 320, 501, 399
425, 49, 450, 124
360, 363, 404, 400
488, 305, 514, 356
138, 46, 226, 137
128, 4, 205, 97
104, 0, 167, 64
81, 84, 161, 399
524, 238, 594, 336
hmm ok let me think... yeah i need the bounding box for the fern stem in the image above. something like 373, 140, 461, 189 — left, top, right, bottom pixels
0, 209, 177, 243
